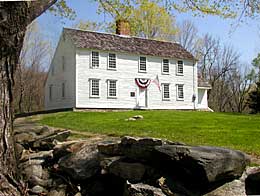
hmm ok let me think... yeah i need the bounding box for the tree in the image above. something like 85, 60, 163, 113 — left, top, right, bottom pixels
247, 81, 260, 113
74, 20, 106, 31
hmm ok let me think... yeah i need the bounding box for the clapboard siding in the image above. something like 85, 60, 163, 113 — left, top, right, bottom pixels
75, 49, 198, 109
44, 34, 76, 110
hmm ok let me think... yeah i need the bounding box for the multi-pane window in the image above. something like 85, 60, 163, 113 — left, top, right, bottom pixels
91, 51, 99, 68
162, 83, 170, 100
177, 84, 184, 100
139, 56, 146, 72
162, 59, 169, 74
108, 53, 116, 69
62, 82, 65, 98
177, 60, 184, 75
90, 79, 100, 97
62, 56, 65, 72
108, 80, 117, 97
49, 85, 53, 101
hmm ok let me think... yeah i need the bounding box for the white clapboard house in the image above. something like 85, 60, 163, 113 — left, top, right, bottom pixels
44, 21, 211, 110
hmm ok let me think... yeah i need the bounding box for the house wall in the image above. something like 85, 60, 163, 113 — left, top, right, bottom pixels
76, 49, 198, 109
197, 88, 208, 109
44, 32, 76, 110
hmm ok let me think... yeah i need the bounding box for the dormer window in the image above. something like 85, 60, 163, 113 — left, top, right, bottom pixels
177, 60, 184, 75
91, 51, 99, 68
162, 59, 169, 74
139, 56, 146, 72
108, 53, 116, 70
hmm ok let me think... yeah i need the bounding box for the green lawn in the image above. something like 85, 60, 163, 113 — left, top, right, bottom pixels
38, 110, 260, 155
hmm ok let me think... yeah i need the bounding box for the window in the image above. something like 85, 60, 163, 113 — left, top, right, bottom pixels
130, 92, 135, 97
162, 83, 170, 100
90, 79, 100, 97
108, 53, 116, 69
91, 51, 99, 68
49, 85, 53, 101
107, 80, 117, 98
62, 82, 65, 98
162, 59, 169, 74
177, 60, 184, 75
139, 56, 146, 72
62, 56, 65, 72
177, 84, 184, 100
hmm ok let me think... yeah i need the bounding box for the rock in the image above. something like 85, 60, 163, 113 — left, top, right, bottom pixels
20, 150, 53, 162
58, 143, 100, 180
22, 164, 43, 180
74, 193, 82, 196
53, 141, 78, 160
120, 136, 163, 161
48, 187, 66, 196
15, 143, 24, 160
154, 145, 250, 195
30, 185, 47, 194
245, 166, 260, 195
98, 141, 122, 156
39, 126, 55, 135
14, 132, 37, 144
29, 175, 52, 187
124, 182, 166, 196
108, 160, 146, 182
132, 115, 144, 120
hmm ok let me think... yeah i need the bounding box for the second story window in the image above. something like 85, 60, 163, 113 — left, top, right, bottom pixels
108, 53, 116, 70
90, 79, 100, 97
177, 60, 184, 75
62, 56, 65, 72
162, 59, 169, 74
91, 51, 99, 68
139, 56, 146, 72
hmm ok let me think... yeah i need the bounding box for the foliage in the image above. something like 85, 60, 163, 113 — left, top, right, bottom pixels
74, 20, 106, 31
39, 111, 260, 155
247, 81, 260, 114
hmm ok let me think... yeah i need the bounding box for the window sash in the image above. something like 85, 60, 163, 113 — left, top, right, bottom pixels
91, 79, 100, 97
108, 53, 116, 69
139, 56, 146, 71
92, 51, 99, 68
162, 84, 170, 99
177, 85, 184, 99
108, 80, 117, 97
177, 61, 183, 74
163, 59, 169, 73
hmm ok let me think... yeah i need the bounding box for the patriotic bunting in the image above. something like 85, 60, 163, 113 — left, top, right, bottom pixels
135, 78, 151, 89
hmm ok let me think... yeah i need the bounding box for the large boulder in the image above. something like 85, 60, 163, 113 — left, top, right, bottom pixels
154, 145, 250, 195
58, 143, 100, 181
245, 166, 260, 195
124, 182, 167, 196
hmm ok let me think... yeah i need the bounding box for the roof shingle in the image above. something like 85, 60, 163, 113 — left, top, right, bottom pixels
64, 28, 196, 61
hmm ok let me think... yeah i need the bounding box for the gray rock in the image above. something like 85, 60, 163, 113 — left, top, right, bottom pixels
29, 175, 52, 187
22, 164, 43, 180
124, 182, 166, 196
109, 160, 146, 182
245, 166, 260, 195
98, 141, 122, 156
15, 143, 24, 160
58, 143, 100, 180
20, 150, 53, 162
48, 188, 66, 196
30, 185, 47, 194
154, 145, 250, 194
14, 132, 37, 144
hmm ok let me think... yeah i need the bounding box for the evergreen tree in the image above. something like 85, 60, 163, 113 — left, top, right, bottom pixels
248, 81, 260, 113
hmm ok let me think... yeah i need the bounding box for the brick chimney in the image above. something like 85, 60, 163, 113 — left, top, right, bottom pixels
116, 19, 130, 36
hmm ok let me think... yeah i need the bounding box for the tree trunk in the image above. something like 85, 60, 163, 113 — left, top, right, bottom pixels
0, 3, 29, 195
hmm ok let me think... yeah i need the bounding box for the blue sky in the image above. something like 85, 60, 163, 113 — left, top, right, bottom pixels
37, 0, 260, 65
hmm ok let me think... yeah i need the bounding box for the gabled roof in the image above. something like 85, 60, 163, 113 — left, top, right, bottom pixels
64, 28, 196, 61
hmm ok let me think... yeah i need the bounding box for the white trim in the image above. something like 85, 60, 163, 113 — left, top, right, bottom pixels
176, 84, 184, 101
162, 58, 170, 75
138, 56, 147, 73
162, 83, 170, 101
107, 79, 118, 98
107, 53, 117, 70
89, 78, 100, 98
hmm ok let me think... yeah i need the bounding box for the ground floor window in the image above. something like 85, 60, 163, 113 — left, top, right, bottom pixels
90, 79, 100, 97
162, 83, 170, 100
177, 84, 184, 100
107, 80, 117, 98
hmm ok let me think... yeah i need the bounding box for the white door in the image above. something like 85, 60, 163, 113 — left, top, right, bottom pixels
138, 89, 147, 108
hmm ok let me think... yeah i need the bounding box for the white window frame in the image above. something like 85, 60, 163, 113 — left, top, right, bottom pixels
177, 60, 184, 75
176, 84, 184, 100
89, 79, 100, 98
162, 83, 170, 100
62, 56, 65, 72
49, 84, 53, 101
108, 53, 117, 70
91, 51, 99, 68
107, 80, 117, 98
139, 56, 147, 73
62, 82, 65, 99
162, 59, 170, 74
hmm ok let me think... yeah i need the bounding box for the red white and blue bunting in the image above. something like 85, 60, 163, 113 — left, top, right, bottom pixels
135, 78, 151, 89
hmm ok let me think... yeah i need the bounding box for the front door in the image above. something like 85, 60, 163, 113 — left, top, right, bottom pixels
138, 88, 147, 108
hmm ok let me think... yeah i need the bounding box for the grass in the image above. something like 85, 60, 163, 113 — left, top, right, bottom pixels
38, 110, 260, 156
